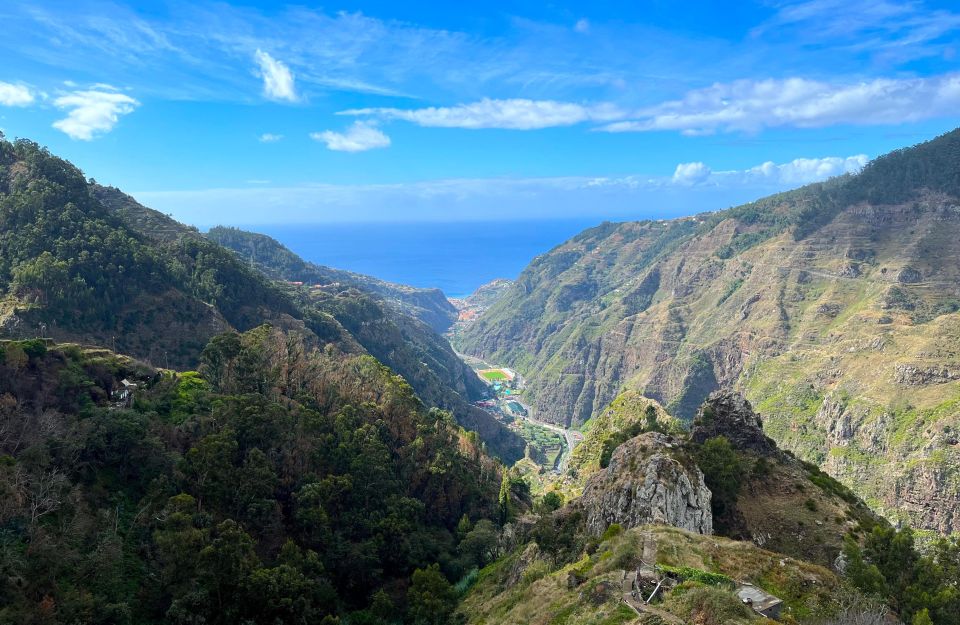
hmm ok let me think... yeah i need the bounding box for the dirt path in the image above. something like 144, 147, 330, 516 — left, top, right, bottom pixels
620, 570, 684, 625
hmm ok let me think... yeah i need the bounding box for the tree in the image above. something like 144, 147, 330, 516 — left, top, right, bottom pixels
694, 436, 744, 527
407, 564, 457, 625
537, 491, 564, 514
912, 609, 934, 625
458, 519, 498, 569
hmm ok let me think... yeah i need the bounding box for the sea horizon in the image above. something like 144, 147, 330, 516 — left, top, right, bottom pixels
229, 218, 607, 298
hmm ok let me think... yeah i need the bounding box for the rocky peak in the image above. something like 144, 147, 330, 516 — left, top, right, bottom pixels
691, 390, 778, 456
577, 432, 713, 536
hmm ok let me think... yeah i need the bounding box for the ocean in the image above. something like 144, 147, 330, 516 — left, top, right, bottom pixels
245, 219, 603, 298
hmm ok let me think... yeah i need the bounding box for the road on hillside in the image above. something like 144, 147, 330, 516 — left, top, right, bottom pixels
507, 399, 583, 473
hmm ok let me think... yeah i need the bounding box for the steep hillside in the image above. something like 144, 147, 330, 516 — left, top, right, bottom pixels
456, 128, 960, 532
207, 226, 457, 333
203, 225, 521, 461
0, 138, 305, 367
0, 332, 505, 624
0, 138, 523, 461
287, 283, 523, 461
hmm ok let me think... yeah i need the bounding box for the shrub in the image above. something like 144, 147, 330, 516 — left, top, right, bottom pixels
600, 523, 623, 543
656, 565, 734, 588
662, 582, 753, 625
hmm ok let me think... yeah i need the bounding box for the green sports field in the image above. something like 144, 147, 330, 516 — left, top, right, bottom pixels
479, 369, 508, 381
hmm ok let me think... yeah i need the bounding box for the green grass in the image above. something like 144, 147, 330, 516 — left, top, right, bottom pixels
480, 369, 508, 381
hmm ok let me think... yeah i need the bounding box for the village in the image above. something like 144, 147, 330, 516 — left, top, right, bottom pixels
465, 360, 582, 473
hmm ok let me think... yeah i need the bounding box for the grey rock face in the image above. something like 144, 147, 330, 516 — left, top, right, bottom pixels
691, 390, 778, 456
894, 363, 960, 385
579, 432, 713, 536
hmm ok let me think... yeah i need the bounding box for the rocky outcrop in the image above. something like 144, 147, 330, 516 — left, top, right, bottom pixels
578, 432, 713, 535
894, 363, 960, 385
691, 391, 778, 456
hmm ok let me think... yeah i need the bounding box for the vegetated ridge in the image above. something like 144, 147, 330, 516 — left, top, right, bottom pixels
456, 128, 960, 532
0, 136, 523, 462
206, 225, 458, 334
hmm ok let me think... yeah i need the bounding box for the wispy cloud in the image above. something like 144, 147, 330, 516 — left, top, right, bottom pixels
754, 0, 960, 64
134, 152, 868, 225
310, 121, 391, 152
602, 75, 960, 134
254, 49, 298, 102
342, 98, 624, 130
259, 133, 283, 143
0, 81, 35, 107
52, 86, 139, 140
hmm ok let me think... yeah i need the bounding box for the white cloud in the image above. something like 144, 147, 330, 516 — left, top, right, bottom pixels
259, 133, 283, 143
574, 19, 590, 33
672, 162, 711, 185
135, 152, 870, 226
254, 49, 297, 102
0, 82, 34, 107
602, 74, 960, 134
753, 0, 960, 64
737, 154, 868, 186
341, 98, 624, 130
584, 154, 868, 189
310, 121, 391, 152
52, 87, 139, 140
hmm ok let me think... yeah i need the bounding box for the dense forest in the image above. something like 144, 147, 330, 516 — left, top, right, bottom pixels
0, 329, 517, 624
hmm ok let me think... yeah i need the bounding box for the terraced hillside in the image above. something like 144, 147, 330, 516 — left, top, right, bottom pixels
456, 128, 960, 531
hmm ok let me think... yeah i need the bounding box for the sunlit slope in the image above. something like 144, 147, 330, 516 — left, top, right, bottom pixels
456, 128, 960, 531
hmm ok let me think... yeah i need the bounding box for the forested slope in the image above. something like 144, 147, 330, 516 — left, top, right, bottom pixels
0, 137, 522, 461
0, 330, 513, 624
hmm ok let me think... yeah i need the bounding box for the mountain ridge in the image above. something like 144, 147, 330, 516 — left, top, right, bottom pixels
0, 137, 523, 462
456, 128, 960, 532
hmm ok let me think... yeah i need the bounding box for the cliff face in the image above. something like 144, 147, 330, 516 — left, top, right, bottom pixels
456, 129, 960, 532
577, 432, 713, 536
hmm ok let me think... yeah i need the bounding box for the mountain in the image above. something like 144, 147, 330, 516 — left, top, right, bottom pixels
206, 226, 457, 334
0, 330, 506, 624
455, 128, 960, 533
0, 137, 522, 462
202, 226, 522, 462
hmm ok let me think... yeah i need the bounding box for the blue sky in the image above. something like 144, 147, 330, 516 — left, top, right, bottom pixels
1, 0, 959, 226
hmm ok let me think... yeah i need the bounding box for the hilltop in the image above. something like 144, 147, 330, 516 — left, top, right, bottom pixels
460, 391, 958, 625
455, 128, 960, 532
